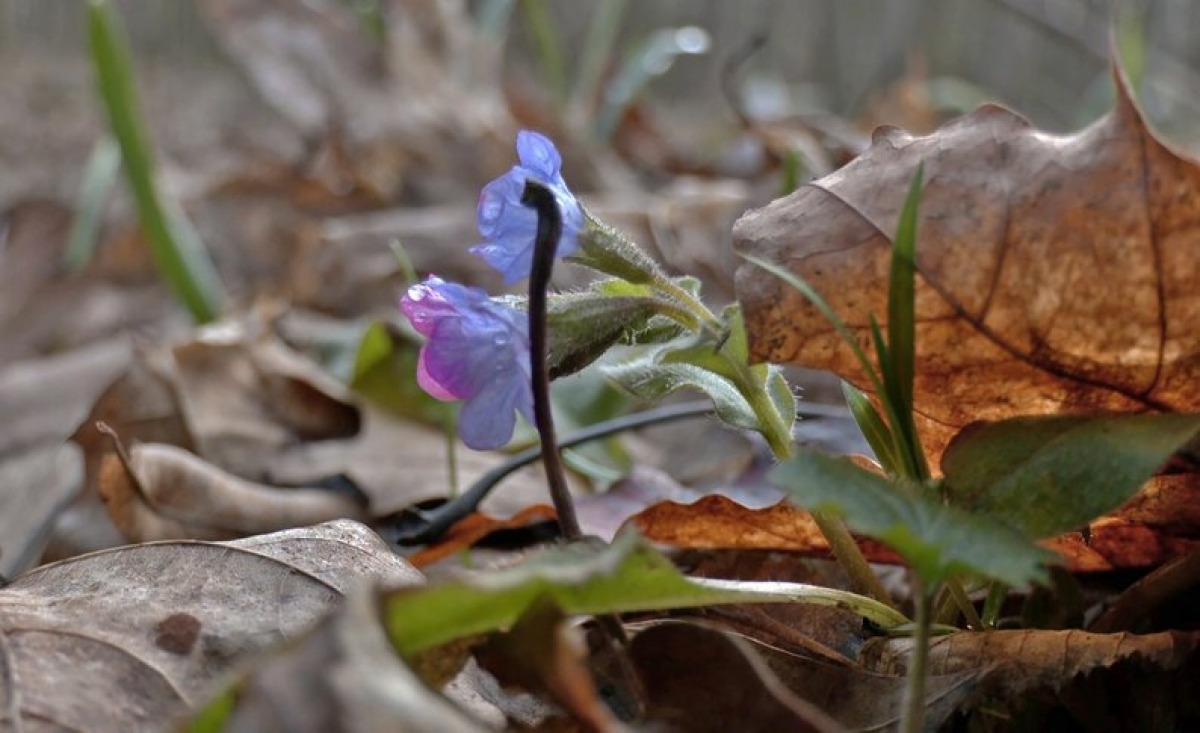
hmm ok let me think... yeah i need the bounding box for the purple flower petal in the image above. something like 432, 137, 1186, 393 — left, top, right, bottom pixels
472, 130, 583, 283
516, 130, 562, 180
399, 276, 533, 449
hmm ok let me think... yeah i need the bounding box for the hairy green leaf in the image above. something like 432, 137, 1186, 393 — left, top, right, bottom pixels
940, 413, 1200, 538
604, 355, 758, 431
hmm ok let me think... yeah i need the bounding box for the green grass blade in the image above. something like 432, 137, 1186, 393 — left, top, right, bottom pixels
884, 165, 929, 478
888, 164, 922, 415
65, 136, 120, 272
842, 381, 900, 474
88, 0, 226, 323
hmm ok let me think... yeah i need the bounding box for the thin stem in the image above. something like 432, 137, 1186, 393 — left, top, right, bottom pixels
900, 576, 934, 733
811, 510, 897, 609
522, 180, 582, 540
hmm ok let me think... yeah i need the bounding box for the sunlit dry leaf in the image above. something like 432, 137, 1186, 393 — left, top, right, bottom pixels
734, 70, 1200, 461
0, 520, 421, 730
629, 494, 900, 562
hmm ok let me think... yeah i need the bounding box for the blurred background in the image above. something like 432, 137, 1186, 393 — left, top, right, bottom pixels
1, 0, 1199, 574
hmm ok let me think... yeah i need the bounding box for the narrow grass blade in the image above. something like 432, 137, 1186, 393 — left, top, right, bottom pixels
89, 0, 226, 323
842, 381, 900, 474
883, 165, 929, 478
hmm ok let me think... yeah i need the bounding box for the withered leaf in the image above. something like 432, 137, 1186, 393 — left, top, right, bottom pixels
210, 585, 486, 733
734, 70, 1200, 461
629, 621, 849, 733
97, 441, 366, 543
0, 520, 421, 731
860, 628, 1200, 728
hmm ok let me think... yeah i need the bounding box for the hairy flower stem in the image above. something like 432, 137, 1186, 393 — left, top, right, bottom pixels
522, 180, 583, 540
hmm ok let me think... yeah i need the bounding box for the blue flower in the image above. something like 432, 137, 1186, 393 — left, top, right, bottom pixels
400, 276, 534, 450
471, 130, 584, 283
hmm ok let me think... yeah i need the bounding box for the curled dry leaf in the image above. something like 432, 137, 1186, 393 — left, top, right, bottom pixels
734, 70, 1200, 461
0, 520, 421, 731
97, 439, 365, 543
59, 323, 363, 558
860, 628, 1200, 728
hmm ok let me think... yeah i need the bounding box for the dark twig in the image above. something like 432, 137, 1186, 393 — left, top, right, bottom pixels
522, 179, 583, 539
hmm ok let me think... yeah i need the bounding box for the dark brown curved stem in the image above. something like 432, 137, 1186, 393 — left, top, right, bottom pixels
521, 180, 582, 540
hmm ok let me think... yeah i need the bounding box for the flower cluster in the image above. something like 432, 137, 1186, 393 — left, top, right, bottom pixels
401, 131, 580, 450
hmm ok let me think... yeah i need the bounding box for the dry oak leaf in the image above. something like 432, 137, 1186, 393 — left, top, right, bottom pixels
0, 520, 421, 732
734, 70, 1200, 462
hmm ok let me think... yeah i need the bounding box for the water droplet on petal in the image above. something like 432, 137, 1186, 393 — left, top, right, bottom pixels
493, 333, 509, 347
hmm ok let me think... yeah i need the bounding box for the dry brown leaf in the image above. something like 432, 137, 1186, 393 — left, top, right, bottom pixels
734, 69, 1200, 462
860, 628, 1200, 728
0, 520, 421, 730
216, 584, 488, 733
476, 596, 622, 732
629, 621, 850, 733
97, 440, 366, 543
628, 495, 901, 563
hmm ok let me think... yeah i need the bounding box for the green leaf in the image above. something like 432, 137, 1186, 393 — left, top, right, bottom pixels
349, 321, 449, 425
940, 413, 1200, 539
771, 449, 1052, 586
382, 532, 907, 656
604, 355, 759, 432
88, 0, 226, 323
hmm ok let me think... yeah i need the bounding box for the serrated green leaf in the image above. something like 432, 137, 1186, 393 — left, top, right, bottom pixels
771, 449, 1052, 586
604, 356, 758, 431
941, 413, 1200, 539
382, 532, 907, 656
